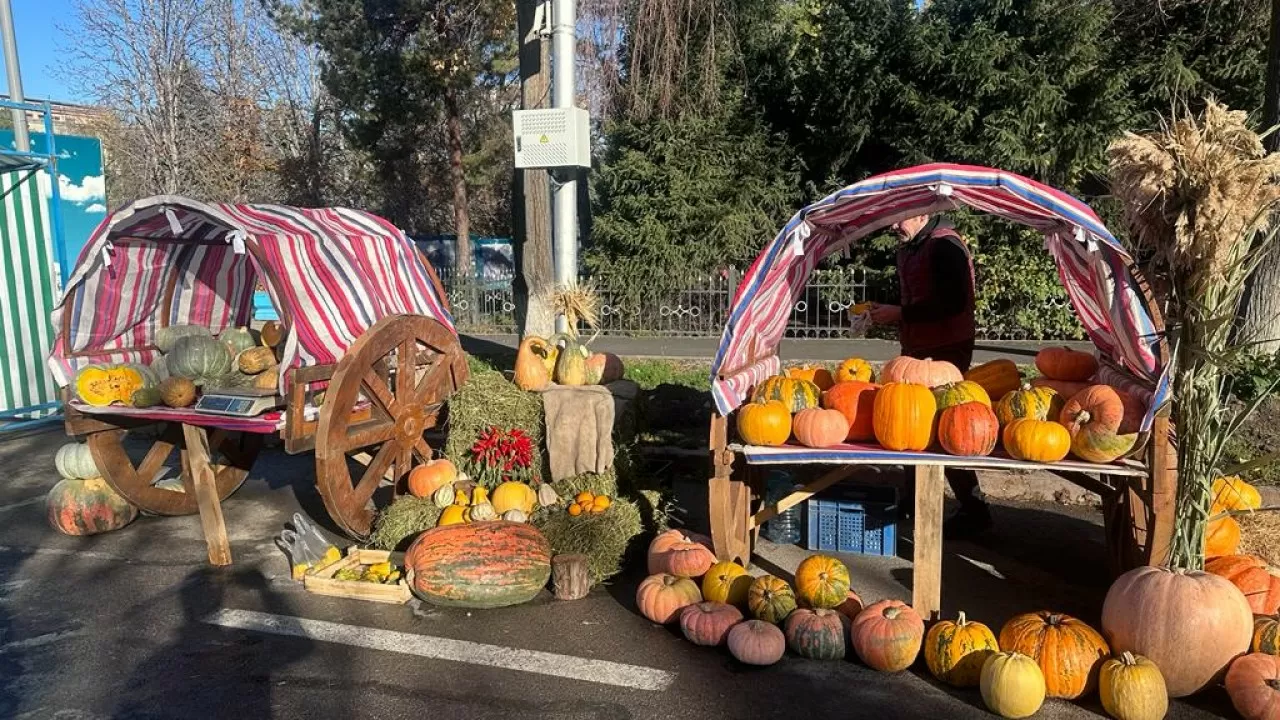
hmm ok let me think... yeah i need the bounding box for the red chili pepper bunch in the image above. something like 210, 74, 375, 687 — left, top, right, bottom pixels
468, 426, 537, 486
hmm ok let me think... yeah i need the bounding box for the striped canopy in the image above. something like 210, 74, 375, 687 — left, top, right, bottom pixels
48, 196, 455, 386
710, 163, 1169, 431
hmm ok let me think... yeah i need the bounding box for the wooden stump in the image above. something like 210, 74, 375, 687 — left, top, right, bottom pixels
552, 553, 591, 600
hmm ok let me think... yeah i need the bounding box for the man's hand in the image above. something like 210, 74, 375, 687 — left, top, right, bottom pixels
869, 303, 902, 325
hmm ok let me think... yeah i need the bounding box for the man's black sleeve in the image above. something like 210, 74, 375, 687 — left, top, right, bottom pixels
901, 239, 972, 324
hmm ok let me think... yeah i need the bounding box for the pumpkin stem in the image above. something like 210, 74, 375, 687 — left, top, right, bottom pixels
1120, 651, 1137, 665
883, 606, 901, 620
1044, 613, 1063, 626
1268, 679, 1280, 691
956, 610, 967, 625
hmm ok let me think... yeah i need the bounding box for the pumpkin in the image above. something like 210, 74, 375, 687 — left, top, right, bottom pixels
1036, 346, 1098, 381
502, 509, 527, 523
469, 502, 497, 521
792, 407, 850, 448
406, 521, 551, 608
1207, 515, 1242, 557
966, 358, 1022, 400
834, 590, 865, 621
679, 601, 743, 646
1071, 425, 1139, 464
751, 375, 821, 413
980, 652, 1047, 719
925, 611, 1000, 687
933, 380, 992, 409
432, 484, 456, 508
1060, 384, 1125, 437
1215, 475, 1264, 513
880, 355, 963, 388
237, 346, 277, 375
1225, 653, 1280, 720
553, 337, 590, 386
159, 377, 197, 408
794, 554, 851, 609
585, 352, 625, 385
155, 324, 212, 353
1101, 565, 1254, 697
260, 319, 284, 348
1030, 377, 1091, 402
785, 608, 848, 660
1206, 555, 1280, 614
822, 381, 879, 442
120, 362, 159, 388
748, 574, 797, 624
407, 459, 458, 499
1002, 419, 1071, 463
55, 443, 98, 480
736, 400, 792, 447
995, 383, 1063, 425
998, 611, 1110, 699
647, 529, 715, 577
46, 477, 138, 536
167, 336, 233, 386
1256, 616, 1280, 656
938, 402, 999, 457
74, 364, 143, 406
149, 355, 170, 382
437, 505, 468, 526
786, 365, 834, 391
1099, 652, 1169, 720
636, 573, 702, 624
872, 382, 936, 451
491, 481, 537, 516
835, 357, 875, 383
850, 599, 925, 672
702, 561, 753, 609
727, 619, 787, 666
514, 335, 553, 391
130, 387, 162, 408
218, 326, 258, 355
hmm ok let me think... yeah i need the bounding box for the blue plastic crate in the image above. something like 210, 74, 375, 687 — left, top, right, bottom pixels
804, 484, 899, 556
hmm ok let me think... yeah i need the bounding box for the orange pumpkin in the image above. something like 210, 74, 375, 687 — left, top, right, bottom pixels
679, 601, 744, 647
727, 619, 787, 666
1036, 346, 1098, 381
833, 590, 865, 621
513, 335, 553, 391
835, 357, 875, 383
1060, 385, 1125, 437
736, 400, 792, 446
786, 365, 835, 391
407, 459, 458, 498
872, 382, 936, 451
1207, 515, 1243, 557
881, 356, 963, 388
792, 407, 850, 448
1206, 555, 1280, 615
1225, 653, 1280, 720
794, 554, 851, 609
1002, 418, 1071, 463
850, 599, 925, 672
636, 573, 703, 624
998, 611, 1110, 699
938, 402, 999, 457
647, 529, 715, 578
965, 358, 1022, 400
822, 381, 879, 442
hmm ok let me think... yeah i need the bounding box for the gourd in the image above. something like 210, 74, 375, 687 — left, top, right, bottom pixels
155, 324, 211, 353
995, 383, 1063, 425
786, 365, 835, 391
536, 483, 559, 508
407, 459, 457, 499
584, 352, 625, 385
502, 509, 527, 523
1036, 346, 1098, 381
736, 400, 792, 446
998, 611, 1110, 699
237, 346, 277, 375
792, 407, 850, 448
679, 601, 744, 647
432, 484, 456, 509
747, 574, 797, 624
1071, 425, 1139, 463
794, 554, 851, 609
925, 611, 999, 687
55, 443, 98, 480
553, 336, 590, 386
1215, 475, 1264, 512
1206, 555, 1280, 615
74, 364, 143, 406
252, 370, 278, 392
647, 529, 714, 576
981, 652, 1047, 719
130, 387, 163, 408
1225, 653, 1280, 720
933, 380, 991, 409
437, 505, 468, 526
166, 336, 233, 386
850, 599, 924, 672
159, 377, 197, 408
880, 356, 963, 388
218, 326, 258, 355
405, 521, 552, 608
491, 481, 537, 516
835, 357, 874, 383
1255, 615, 1280, 656
1002, 419, 1071, 463
1207, 515, 1242, 557
46, 477, 138, 536
1060, 384, 1125, 437
784, 608, 847, 660
635, 573, 702, 624
1101, 565, 1253, 697
260, 320, 285, 348
872, 382, 936, 452
727, 619, 786, 666
469, 502, 497, 522
1099, 652, 1168, 720
702, 561, 753, 609
938, 402, 999, 457
965, 358, 1022, 400
751, 375, 821, 413
514, 335, 553, 391
822, 381, 878, 442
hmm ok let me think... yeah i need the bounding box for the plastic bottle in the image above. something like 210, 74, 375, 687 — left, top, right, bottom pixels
763, 469, 802, 545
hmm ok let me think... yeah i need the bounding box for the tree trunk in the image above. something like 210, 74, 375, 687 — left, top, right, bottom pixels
444, 84, 473, 280
513, 0, 557, 339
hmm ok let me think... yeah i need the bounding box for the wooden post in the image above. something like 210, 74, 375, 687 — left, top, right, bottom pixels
552, 553, 591, 600
913, 464, 945, 621
182, 423, 232, 566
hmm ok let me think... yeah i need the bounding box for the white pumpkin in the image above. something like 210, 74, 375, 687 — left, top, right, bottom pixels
55, 443, 98, 480
432, 484, 456, 509
536, 483, 559, 509
502, 509, 528, 523
469, 502, 497, 522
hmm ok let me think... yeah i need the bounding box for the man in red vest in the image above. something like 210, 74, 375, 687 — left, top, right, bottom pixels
869, 213, 992, 537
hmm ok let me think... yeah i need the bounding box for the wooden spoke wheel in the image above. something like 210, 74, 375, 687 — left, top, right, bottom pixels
87, 424, 261, 515
315, 314, 469, 539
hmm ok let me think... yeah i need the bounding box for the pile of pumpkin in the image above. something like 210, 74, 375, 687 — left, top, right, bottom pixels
406, 457, 573, 527
47, 442, 138, 536
511, 333, 625, 391
737, 347, 1145, 465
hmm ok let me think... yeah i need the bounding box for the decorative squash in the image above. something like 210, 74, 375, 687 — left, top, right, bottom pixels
260, 320, 284, 348
925, 611, 1000, 687
966, 358, 1022, 400
1036, 346, 1098, 381
1206, 555, 1280, 615
1255, 616, 1280, 656
702, 561, 753, 609
167, 336, 233, 386
1215, 476, 1264, 513
218, 326, 258, 355
55, 443, 98, 480
822, 381, 878, 442
432, 484, 456, 508
584, 352, 625, 385
406, 521, 551, 608
408, 459, 458, 499
647, 529, 715, 577
502, 509, 527, 523
938, 402, 999, 457
835, 357, 875, 384
1225, 653, 1280, 720
1101, 565, 1253, 697
785, 608, 848, 660
880, 355, 963, 388
998, 611, 1110, 699
1002, 419, 1071, 463
792, 407, 850, 448
995, 383, 1063, 425
1060, 385, 1125, 437
553, 337, 590, 386
491, 481, 537, 516
536, 483, 559, 508
748, 574, 797, 624
794, 554, 851, 609
1207, 515, 1242, 557
679, 601, 744, 647
850, 599, 924, 672
933, 380, 992, 409
159, 377, 197, 408
727, 619, 787, 666
437, 504, 468, 526
155, 324, 212, 353
237, 346, 277, 375
1099, 652, 1169, 720
736, 400, 792, 447
981, 652, 1047, 719
251, 369, 278, 392
469, 502, 497, 522
636, 573, 702, 624
514, 335, 553, 391
751, 375, 821, 413
1071, 425, 1139, 464
130, 387, 163, 408
872, 382, 936, 451
46, 477, 138, 536
786, 365, 834, 391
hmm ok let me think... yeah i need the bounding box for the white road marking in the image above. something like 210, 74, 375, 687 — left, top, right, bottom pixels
956, 554, 1008, 580
206, 608, 676, 692
0, 629, 82, 653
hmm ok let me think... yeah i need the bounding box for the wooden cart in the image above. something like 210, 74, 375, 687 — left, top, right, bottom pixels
50, 198, 469, 564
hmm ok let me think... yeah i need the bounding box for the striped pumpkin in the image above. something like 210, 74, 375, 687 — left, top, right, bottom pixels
46, 477, 137, 536
406, 521, 551, 608
1254, 615, 1280, 656
752, 376, 821, 413
785, 608, 847, 660
995, 383, 1063, 426
933, 380, 992, 409
999, 611, 1110, 699
965, 359, 1022, 400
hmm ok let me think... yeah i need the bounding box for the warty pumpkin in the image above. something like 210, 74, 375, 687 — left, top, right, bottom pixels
998, 611, 1110, 699
786, 365, 835, 391
933, 380, 992, 409
405, 521, 551, 608
794, 554, 851, 609
679, 601, 743, 646
407, 459, 458, 499
1070, 425, 1139, 464
702, 561, 753, 608
1035, 346, 1098, 381
727, 619, 786, 666
1206, 554, 1280, 615
636, 573, 702, 624
835, 357, 875, 383
647, 529, 715, 577
1060, 384, 1125, 437
752, 375, 821, 413
748, 574, 797, 624
822, 381, 879, 441
965, 358, 1023, 400
792, 407, 850, 448
1002, 419, 1071, 463
1099, 651, 1169, 720
1255, 615, 1280, 656
981, 652, 1047, 719
850, 599, 924, 672
995, 383, 1063, 426
785, 608, 848, 660
1225, 653, 1280, 720
880, 355, 963, 388
1215, 475, 1264, 513
872, 382, 936, 452
1206, 515, 1242, 557
736, 400, 792, 446
925, 611, 1000, 687
938, 402, 999, 457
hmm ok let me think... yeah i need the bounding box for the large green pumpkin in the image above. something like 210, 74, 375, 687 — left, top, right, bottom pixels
46, 477, 138, 536
218, 326, 258, 355
405, 522, 551, 608
55, 443, 98, 480
155, 324, 212, 354
167, 336, 233, 386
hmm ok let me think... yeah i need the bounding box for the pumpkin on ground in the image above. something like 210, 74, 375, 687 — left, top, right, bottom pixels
1099, 652, 1169, 720
998, 611, 1110, 699
646, 529, 715, 578
1101, 565, 1254, 697
850, 599, 925, 672
167, 336, 234, 385
1002, 419, 1071, 463
1225, 653, 1280, 720
786, 365, 835, 391
880, 356, 963, 388
514, 335, 553, 391
938, 402, 999, 457
736, 400, 792, 447
679, 601, 743, 647
925, 611, 1000, 688
834, 590, 865, 621
792, 408, 850, 448
1207, 515, 1243, 557
407, 459, 458, 499
406, 521, 551, 608
835, 357, 875, 384
794, 554, 851, 609
584, 352, 625, 385
55, 443, 98, 480
237, 346, 277, 375
981, 652, 1047, 719
873, 382, 936, 452
965, 358, 1022, 400
155, 324, 212, 353
636, 573, 702, 624
702, 561, 753, 609
1206, 555, 1280, 615
748, 575, 797, 624
995, 384, 1063, 426
822, 381, 879, 442
1060, 385, 1125, 437
1256, 616, 1280, 656
752, 375, 821, 413
933, 380, 992, 409
47, 477, 138, 536
727, 619, 786, 666
785, 608, 848, 660
1036, 346, 1098, 381
1071, 425, 1139, 464
159, 377, 197, 408
1215, 475, 1264, 512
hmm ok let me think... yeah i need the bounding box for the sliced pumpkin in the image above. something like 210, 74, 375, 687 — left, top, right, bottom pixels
75, 365, 119, 406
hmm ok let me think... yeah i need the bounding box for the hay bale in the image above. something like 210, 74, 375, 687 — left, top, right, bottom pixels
444, 366, 545, 472
534, 497, 644, 583
370, 497, 443, 550
1239, 511, 1280, 567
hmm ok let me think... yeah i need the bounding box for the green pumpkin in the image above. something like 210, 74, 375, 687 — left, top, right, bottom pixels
155, 324, 212, 354
751, 376, 821, 413
166, 336, 233, 386
784, 608, 848, 660
54, 443, 98, 480
120, 362, 159, 389
218, 326, 258, 355
150, 355, 170, 381
553, 336, 590, 386
47, 477, 138, 536
130, 387, 163, 408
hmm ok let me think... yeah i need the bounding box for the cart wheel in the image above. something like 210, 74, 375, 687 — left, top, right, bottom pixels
315, 314, 469, 539
87, 424, 261, 515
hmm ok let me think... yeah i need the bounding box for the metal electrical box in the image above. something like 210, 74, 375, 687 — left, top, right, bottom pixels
512, 108, 591, 169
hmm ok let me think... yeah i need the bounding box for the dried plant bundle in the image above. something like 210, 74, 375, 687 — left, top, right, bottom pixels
552, 280, 602, 338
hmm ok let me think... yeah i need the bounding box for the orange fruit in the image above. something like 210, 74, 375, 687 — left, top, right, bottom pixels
568, 503, 583, 517
574, 491, 595, 505
592, 495, 612, 512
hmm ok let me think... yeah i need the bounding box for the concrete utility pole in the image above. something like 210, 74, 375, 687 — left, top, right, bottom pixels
0, 0, 30, 151
551, 0, 578, 330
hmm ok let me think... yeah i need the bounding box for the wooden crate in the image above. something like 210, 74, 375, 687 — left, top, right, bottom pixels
303, 548, 411, 604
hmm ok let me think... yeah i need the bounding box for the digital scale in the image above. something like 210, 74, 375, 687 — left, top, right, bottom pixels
193, 386, 284, 417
